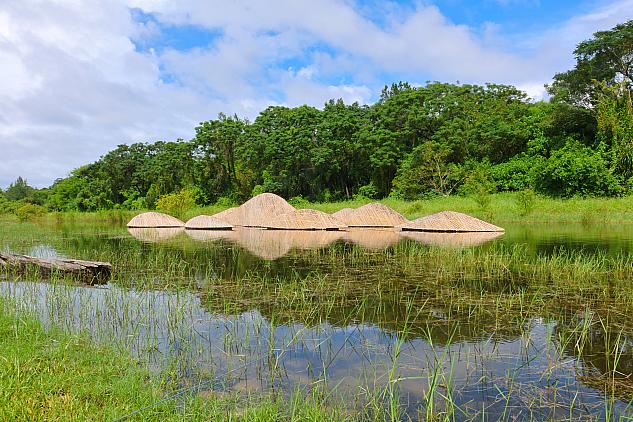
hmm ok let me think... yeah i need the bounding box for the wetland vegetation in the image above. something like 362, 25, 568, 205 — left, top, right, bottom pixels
1, 19, 633, 421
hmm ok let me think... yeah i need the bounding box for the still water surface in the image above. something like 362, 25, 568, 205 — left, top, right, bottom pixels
2, 222, 633, 420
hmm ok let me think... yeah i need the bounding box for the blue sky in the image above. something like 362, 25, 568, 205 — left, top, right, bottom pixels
1, 0, 632, 187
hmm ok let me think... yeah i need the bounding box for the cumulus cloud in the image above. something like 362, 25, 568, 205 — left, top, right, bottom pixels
1, 0, 632, 187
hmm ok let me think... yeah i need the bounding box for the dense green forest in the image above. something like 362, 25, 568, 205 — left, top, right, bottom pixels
1, 21, 632, 214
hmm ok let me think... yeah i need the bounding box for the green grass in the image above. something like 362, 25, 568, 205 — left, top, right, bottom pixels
186, 192, 633, 224
0, 297, 349, 421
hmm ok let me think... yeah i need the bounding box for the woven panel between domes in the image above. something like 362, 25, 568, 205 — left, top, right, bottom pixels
185, 215, 233, 230
337, 203, 408, 227
212, 207, 242, 226
127, 212, 184, 228
264, 209, 347, 230
398, 211, 504, 232
331, 208, 354, 220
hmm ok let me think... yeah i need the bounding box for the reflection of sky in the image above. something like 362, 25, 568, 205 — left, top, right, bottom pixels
1, 281, 630, 420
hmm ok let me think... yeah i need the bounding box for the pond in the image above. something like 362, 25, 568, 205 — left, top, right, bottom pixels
1, 220, 633, 420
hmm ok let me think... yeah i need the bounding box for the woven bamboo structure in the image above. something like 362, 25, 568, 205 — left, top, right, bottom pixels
185, 215, 233, 230
212, 207, 242, 226
128, 227, 184, 242
336, 203, 408, 227
398, 211, 504, 232
238, 193, 295, 227
127, 212, 184, 228
331, 208, 354, 221
263, 209, 347, 231
344, 228, 403, 250
403, 231, 504, 247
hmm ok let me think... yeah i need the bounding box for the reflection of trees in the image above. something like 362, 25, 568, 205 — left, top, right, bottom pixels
555, 311, 633, 401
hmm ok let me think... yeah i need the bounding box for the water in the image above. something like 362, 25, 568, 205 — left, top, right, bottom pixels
2, 221, 633, 420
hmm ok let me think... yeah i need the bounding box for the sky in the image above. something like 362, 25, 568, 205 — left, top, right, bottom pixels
1, 0, 632, 188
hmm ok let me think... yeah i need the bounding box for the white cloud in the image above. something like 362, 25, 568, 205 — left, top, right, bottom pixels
1, 0, 632, 188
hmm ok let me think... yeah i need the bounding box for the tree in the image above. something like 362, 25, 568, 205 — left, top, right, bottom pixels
548, 20, 633, 110
5, 177, 33, 201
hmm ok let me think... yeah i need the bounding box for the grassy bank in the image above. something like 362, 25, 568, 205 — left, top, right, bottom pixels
167, 192, 633, 224
2, 192, 633, 225
0, 297, 347, 421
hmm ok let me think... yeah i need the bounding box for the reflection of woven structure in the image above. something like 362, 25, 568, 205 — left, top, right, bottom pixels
399, 211, 504, 232
264, 209, 347, 230
336, 203, 408, 227
127, 212, 184, 228
128, 227, 184, 242
344, 228, 402, 250
403, 231, 504, 247
185, 229, 235, 242
185, 215, 233, 230
230, 228, 341, 260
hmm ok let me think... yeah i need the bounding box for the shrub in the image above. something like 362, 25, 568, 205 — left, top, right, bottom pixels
357, 182, 379, 199
15, 203, 46, 222
460, 163, 497, 209
515, 189, 537, 216
155, 189, 197, 219
532, 141, 621, 197
288, 196, 310, 207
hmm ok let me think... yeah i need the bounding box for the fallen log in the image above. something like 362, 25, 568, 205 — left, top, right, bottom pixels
0, 252, 111, 284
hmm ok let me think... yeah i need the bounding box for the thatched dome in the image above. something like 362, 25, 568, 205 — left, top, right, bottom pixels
185, 215, 233, 230
331, 208, 354, 220
128, 227, 184, 242
344, 228, 402, 250
263, 209, 347, 231
403, 231, 504, 247
237, 193, 295, 227
212, 207, 242, 226
127, 212, 184, 228
398, 211, 504, 232
336, 203, 408, 227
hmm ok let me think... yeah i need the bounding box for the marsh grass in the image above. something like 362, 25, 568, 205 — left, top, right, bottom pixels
3, 217, 633, 420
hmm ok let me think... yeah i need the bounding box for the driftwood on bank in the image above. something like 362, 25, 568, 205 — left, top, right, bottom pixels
0, 252, 112, 284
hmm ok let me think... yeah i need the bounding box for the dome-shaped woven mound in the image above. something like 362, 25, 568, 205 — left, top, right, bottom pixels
128, 227, 184, 242
185, 215, 233, 230
127, 212, 184, 228
336, 203, 408, 227
398, 211, 504, 232
238, 193, 295, 227
331, 208, 354, 220
263, 209, 347, 230
344, 228, 403, 250
403, 231, 504, 247
212, 207, 242, 226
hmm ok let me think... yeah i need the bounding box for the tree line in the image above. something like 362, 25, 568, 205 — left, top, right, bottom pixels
2, 20, 632, 213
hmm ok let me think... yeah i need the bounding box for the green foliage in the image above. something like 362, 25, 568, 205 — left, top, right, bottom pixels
288, 196, 310, 207
155, 189, 197, 219
460, 163, 497, 209
491, 155, 543, 191
515, 189, 537, 216
533, 141, 621, 197
15, 203, 46, 222
391, 142, 462, 199
356, 182, 379, 199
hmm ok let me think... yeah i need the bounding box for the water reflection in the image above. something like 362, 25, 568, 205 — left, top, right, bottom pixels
128, 227, 503, 260
1, 281, 630, 420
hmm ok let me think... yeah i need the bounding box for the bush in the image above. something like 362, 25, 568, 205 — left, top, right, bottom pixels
492, 155, 543, 191
357, 182, 378, 199
15, 203, 46, 222
155, 189, 197, 219
288, 196, 310, 207
533, 141, 621, 197
460, 163, 497, 209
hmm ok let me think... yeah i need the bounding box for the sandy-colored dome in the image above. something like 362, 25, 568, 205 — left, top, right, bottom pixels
127, 212, 184, 228
398, 211, 504, 232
